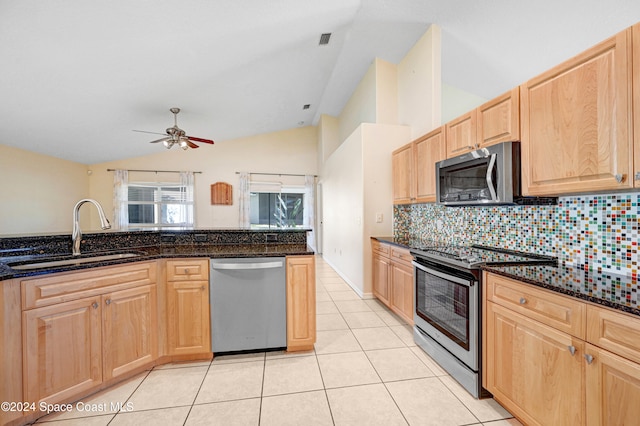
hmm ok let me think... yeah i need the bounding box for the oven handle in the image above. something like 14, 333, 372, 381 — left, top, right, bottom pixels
412, 261, 476, 287
486, 153, 498, 202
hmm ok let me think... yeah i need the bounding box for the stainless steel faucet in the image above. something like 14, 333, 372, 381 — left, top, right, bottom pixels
72, 199, 112, 256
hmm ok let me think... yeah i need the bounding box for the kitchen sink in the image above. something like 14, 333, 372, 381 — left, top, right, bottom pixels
8, 252, 143, 270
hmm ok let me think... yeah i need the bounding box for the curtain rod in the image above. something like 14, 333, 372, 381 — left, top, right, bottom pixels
235, 172, 317, 178
107, 169, 202, 174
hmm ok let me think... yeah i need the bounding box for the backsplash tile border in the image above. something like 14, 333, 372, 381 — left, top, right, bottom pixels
394, 192, 639, 274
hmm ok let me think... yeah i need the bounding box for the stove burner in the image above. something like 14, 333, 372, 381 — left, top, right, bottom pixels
410, 244, 556, 269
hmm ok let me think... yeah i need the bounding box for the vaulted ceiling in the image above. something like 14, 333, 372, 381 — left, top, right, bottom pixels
2, 0, 639, 164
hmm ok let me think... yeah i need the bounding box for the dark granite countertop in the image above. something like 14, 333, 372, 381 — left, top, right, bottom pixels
0, 243, 313, 281
483, 264, 640, 317
371, 236, 639, 317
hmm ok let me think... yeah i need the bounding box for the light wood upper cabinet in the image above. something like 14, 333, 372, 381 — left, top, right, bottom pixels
23, 296, 103, 405
414, 126, 446, 203
446, 110, 477, 158
633, 23, 640, 187
102, 285, 157, 380
477, 87, 520, 148
286, 255, 316, 352
392, 143, 414, 204
166, 259, 210, 356
521, 28, 633, 195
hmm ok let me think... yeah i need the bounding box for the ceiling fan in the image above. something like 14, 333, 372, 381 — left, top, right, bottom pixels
134, 107, 214, 150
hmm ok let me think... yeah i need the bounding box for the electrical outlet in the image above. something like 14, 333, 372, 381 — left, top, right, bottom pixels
375, 213, 383, 223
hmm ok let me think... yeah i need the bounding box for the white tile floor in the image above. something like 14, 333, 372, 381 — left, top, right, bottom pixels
36, 255, 522, 426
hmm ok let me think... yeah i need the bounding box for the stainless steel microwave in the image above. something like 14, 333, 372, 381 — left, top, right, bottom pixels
436, 141, 555, 206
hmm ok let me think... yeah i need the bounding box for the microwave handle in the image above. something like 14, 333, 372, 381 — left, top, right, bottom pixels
486, 153, 498, 202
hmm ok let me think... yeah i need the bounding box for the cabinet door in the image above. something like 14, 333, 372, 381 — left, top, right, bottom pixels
633, 23, 640, 188
102, 285, 157, 381
445, 110, 477, 158
477, 87, 519, 148
23, 296, 102, 405
414, 126, 446, 203
286, 256, 316, 351
585, 343, 640, 426
372, 253, 391, 306
390, 262, 413, 325
167, 281, 211, 355
392, 143, 414, 204
485, 301, 585, 426
521, 28, 633, 195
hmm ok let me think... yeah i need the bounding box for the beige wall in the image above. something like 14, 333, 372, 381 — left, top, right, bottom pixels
0, 144, 90, 235
374, 59, 399, 125
337, 62, 377, 142
316, 114, 340, 170
398, 24, 442, 139
442, 82, 487, 123
89, 126, 318, 229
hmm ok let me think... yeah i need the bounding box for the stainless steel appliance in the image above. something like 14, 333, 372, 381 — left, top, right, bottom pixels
210, 257, 286, 353
436, 141, 556, 206
410, 245, 555, 398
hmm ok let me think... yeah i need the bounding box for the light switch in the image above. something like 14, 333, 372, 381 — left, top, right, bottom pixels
375, 213, 383, 223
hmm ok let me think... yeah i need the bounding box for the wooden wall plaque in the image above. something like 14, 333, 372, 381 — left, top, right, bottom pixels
210, 182, 233, 205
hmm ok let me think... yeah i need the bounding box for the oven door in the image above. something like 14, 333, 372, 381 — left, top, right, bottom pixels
413, 260, 478, 370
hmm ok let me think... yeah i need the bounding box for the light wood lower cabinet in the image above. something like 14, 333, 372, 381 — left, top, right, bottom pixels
286, 255, 316, 352
166, 280, 210, 355
484, 272, 640, 426
102, 285, 157, 380
23, 296, 103, 405
21, 262, 158, 409
485, 301, 585, 426
371, 239, 413, 325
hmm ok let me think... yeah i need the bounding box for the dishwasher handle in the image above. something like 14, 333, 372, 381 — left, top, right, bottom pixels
211, 260, 284, 270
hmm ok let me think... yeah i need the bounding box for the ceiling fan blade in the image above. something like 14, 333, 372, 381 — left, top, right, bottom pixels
133, 129, 167, 136
187, 135, 214, 144
186, 140, 200, 149
149, 137, 171, 143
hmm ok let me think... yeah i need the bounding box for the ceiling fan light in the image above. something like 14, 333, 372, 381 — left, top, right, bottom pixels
179, 139, 188, 149
163, 140, 171, 148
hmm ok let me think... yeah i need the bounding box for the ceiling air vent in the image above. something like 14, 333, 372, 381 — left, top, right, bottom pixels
303, 104, 310, 110
319, 33, 331, 46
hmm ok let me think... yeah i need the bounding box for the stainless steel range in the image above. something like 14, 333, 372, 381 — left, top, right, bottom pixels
410, 244, 555, 398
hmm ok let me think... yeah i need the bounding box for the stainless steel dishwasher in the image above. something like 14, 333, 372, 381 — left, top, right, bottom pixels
210, 257, 286, 353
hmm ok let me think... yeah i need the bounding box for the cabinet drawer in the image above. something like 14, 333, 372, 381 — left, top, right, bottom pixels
587, 305, 640, 364
371, 240, 390, 257
485, 272, 586, 338
166, 259, 209, 281
390, 247, 413, 265
22, 261, 157, 310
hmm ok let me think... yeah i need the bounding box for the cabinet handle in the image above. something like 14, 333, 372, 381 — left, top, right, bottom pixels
105, 299, 112, 305
519, 297, 527, 305
201, 286, 205, 290
92, 302, 98, 309
635, 172, 640, 181
568, 345, 576, 356
584, 354, 594, 364
184, 268, 190, 274
615, 174, 625, 183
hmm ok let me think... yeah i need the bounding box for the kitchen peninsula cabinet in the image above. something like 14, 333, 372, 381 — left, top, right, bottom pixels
21, 261, 158, 407
371, 239, 413, 325
484, 272, 640, 425
286, 255, 316, 352
166, 259, 210, 356
520, 27, 633, 195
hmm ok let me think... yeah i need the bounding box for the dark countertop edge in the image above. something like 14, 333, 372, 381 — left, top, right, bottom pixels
482, 265, 640, 318
370, 236, 411, 249
0, 245, 315, 281
0, 228, 312, 239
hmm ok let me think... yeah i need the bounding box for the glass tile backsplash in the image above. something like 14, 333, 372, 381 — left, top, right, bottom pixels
394, 192, 639, 274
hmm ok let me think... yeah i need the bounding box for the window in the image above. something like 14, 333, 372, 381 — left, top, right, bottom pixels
127, 183, 194, 228
250, 190, 304, 229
